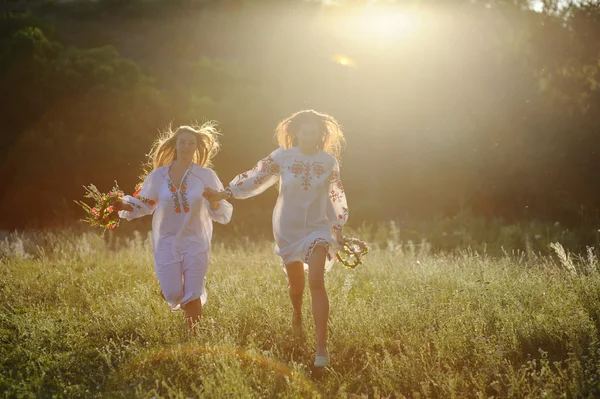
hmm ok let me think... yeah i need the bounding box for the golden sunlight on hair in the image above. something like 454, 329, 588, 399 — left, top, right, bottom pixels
274, 110, 346, 162
137, 121, 221, 188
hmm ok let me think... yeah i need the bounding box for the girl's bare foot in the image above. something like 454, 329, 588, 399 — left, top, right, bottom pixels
292, 311, 303, 336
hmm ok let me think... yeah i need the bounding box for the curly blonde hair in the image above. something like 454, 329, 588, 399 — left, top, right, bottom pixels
274, 110, 346, 161
137, 122, 221, 188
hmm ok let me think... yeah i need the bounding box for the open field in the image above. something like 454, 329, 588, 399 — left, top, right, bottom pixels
2, 230, 600, 397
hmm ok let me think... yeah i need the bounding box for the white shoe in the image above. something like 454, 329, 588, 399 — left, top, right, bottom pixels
314, 350, 329, 367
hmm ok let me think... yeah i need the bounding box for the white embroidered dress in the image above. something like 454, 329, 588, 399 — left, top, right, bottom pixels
118, 162, 232, 307
226, 147, 348, 270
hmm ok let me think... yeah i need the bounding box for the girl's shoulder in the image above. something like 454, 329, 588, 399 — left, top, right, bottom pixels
317, 151, 339, 170
272, 146, 287, 157
320, 151, 337, 163
279, 147, 334, 159
278, 146, 295, 158
190, 163, 208, 174
189, 164, 219, 179
147, 166, 167, 180
279, 147, 338, 167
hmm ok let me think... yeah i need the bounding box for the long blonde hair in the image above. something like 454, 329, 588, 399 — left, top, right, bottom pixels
274, 109, 346, 161
138, 122, 221, 188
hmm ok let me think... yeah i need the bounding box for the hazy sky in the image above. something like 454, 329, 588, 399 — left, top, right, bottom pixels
531, 0, 544, 11
530, 0, 595, 12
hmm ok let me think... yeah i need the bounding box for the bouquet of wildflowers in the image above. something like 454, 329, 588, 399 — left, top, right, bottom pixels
75, 182, 125, 236
336, 237, 370, 269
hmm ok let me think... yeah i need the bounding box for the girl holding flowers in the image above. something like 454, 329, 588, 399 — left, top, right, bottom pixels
203, 110, 349, 367
116, 122, 232, 330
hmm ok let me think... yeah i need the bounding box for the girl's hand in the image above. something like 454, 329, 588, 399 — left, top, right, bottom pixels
114, 201, 134, 212
203, 187, 228, 202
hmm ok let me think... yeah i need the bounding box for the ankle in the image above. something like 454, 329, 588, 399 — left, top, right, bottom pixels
292, 311, 302, 324
316, 345, 328, 357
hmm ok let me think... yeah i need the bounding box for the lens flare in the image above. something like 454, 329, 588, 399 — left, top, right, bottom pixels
331, 54, 356, 67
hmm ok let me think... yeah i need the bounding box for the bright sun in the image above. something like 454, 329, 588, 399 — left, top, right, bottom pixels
324, 6, 422, 47
359, 9, 420, 40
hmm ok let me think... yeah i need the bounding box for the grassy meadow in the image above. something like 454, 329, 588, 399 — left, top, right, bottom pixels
1, 227, 600, 398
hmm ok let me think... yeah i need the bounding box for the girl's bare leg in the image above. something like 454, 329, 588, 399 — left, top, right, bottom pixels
307, 246, 329, 357
183, 298, 202, 332
285, 261, 305, 331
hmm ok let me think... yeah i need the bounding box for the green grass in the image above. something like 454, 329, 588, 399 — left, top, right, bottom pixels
1, 230, 600, 398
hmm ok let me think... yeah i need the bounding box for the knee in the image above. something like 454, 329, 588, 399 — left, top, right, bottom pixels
309, 276, 325, 291
289, 280, 305, 298
308, 245, 328, 263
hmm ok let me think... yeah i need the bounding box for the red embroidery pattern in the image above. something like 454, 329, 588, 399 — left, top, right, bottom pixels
235, 173, 249, 187
167, 180, 182, 213
329, 189, 343, 203
304, 238, 331, 263
313, 164, 326, 178
136, 195, 156, 207
288, 160, 325, 191
180, 174, 190, 213
328, 168, 345, 201
233, 156, 280, 188
289, 163, 304, 176
255, 155, 279, 175
268, 162, 280, 175
328, 170, 340, 183
337, 207, 349, 221
166, 164, 193, 214
166, 172, 190, 214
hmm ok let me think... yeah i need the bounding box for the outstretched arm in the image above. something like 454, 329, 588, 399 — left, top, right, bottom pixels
204, 147, 282, 201
118, 172, 159, 220
203, 169, 233, 224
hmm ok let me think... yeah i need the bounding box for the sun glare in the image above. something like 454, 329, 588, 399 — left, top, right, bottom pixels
332, 54, 356, 67
323, 6, 423, 49
358, 8, 421, 40
531, 1, 544, 12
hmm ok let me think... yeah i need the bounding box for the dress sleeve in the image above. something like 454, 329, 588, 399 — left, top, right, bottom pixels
119, 170, 159, 221
204, 169, 233, 224
325, 158, 348, 235
226, 147, 282, 200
